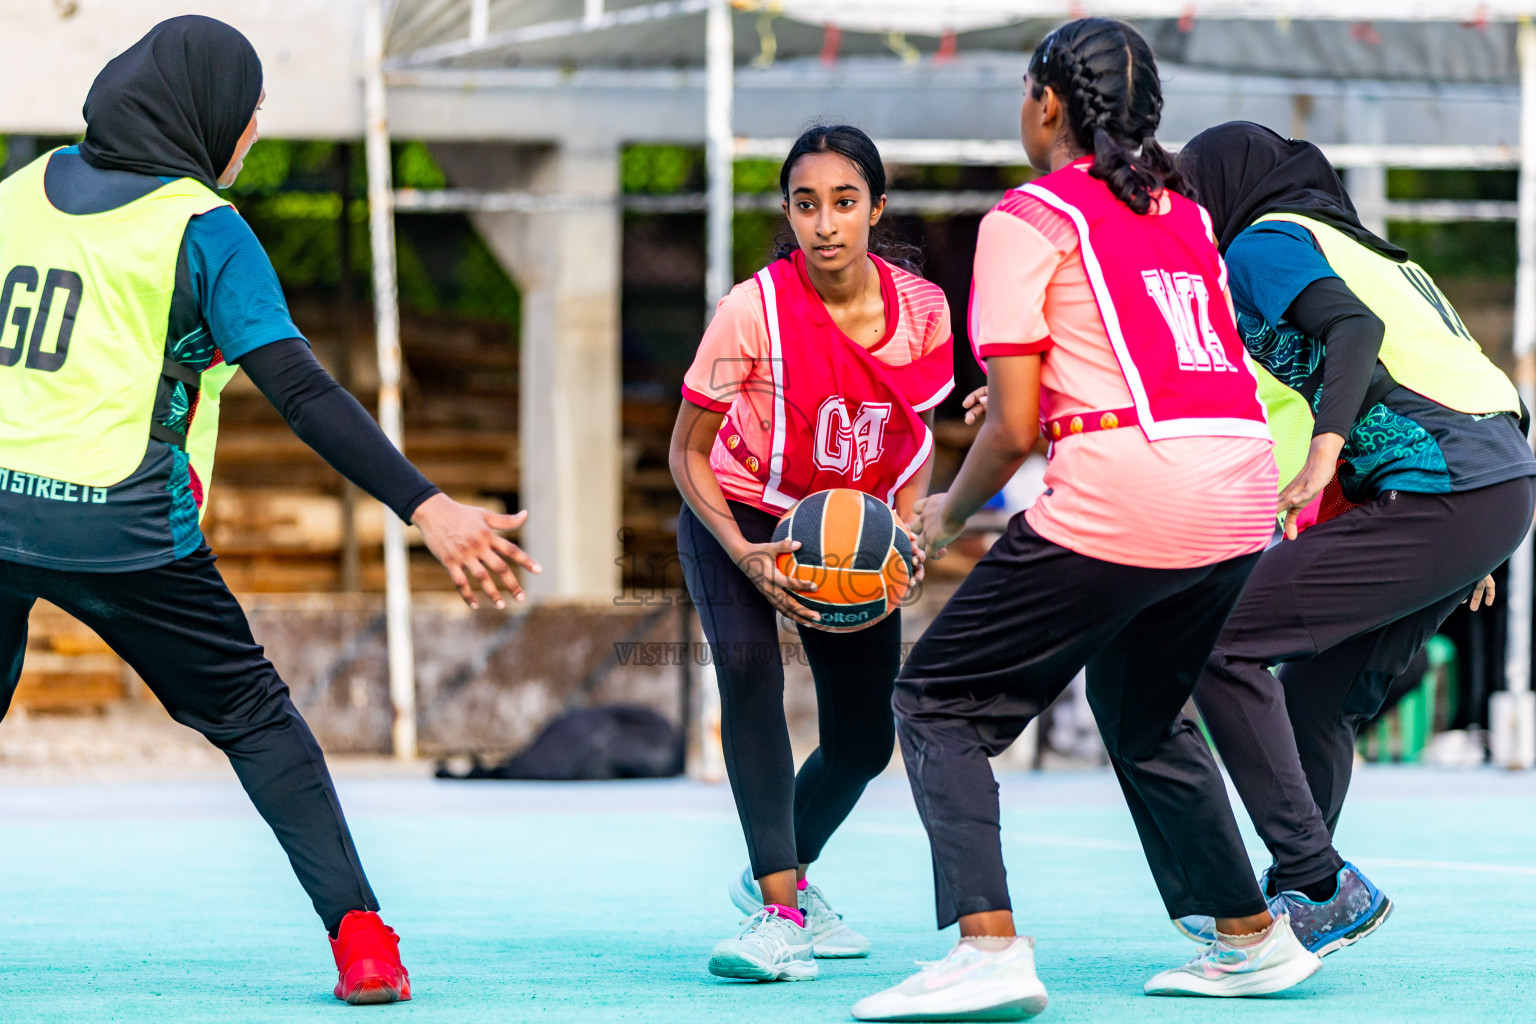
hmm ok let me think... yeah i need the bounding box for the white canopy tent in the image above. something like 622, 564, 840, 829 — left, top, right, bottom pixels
365, 0, 1536, 765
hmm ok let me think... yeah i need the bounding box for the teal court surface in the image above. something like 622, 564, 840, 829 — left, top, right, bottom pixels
4, 766, 1533, 1023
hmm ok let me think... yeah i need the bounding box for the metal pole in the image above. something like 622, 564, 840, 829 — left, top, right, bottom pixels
470, 0, 489, 44
364, 0, 418, 761
1344, 93, 1387, 238
337, 143, 362, 593
704, 0, 734, 314
1494, 18, 1536, 769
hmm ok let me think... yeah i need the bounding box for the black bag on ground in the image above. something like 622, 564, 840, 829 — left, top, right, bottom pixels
435, 704, 682, 780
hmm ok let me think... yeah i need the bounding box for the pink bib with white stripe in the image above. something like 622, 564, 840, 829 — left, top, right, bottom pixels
1015, 162, 1270, 443
721, 252, 940, 511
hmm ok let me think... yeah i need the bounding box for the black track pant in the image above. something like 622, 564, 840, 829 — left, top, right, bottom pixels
896, 514, 1267, 928
679, 502, 901, 878
0, 548, 378, 933
1191, 478, 1536, 894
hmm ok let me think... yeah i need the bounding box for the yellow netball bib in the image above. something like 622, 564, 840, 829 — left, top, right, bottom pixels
1252, 213, 1520, 494
1256, 213, 1518, 416
1254, 363, 1314, 492
0, 150, 229, 488
185, 360, 239, 508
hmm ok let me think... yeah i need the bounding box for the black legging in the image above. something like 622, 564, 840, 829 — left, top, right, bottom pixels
1191, 477, 1536, 894
679, 501, 900, 878
0, 548, 377, 933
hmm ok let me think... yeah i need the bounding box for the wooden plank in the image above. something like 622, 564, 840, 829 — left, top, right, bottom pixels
203, 489, 514, 555
13, 672, 126, 711
13, 655, 126, 711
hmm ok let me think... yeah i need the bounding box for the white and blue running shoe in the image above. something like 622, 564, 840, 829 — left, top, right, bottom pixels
728, 866, 872, 958
1274, 862, 1393, 957
708, 905, 818, 982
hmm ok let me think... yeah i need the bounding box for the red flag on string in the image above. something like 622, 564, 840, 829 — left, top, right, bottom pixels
820, 23, 842, 66
935, 29, 957, 65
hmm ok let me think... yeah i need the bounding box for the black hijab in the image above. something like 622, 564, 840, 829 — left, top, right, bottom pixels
78, 16, 262, 192
1177, 121, 1408, 262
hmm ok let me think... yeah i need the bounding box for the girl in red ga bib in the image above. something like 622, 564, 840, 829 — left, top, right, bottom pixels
670, 125, 952, 981
854, 21, 1317, 1023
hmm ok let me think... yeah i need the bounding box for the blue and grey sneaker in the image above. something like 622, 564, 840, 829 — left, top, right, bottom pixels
1273, 862, 1393, 957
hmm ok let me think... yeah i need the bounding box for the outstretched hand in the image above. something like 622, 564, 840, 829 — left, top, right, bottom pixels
1466, 574, 1496, 611
411, 493, 542, 609
962, 386, 989, 426
911, 492, 965, 562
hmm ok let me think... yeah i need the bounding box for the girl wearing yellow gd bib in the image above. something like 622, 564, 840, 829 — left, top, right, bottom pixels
1162, 122, 1536, 957
0, 17, 540, 1004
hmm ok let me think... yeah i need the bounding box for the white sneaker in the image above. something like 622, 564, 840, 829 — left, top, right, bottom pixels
851, 938, 1048, 1022
1144, 913, 1320, 998
708, 906, 818, 982
728, 866, 872, 958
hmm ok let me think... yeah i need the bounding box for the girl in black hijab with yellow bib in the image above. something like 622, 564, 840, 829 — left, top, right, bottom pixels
1164, 121, 1535, 957
0, 16, 540, 1004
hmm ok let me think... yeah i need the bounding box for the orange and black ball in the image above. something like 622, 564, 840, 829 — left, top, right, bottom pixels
772, 488, 914, 633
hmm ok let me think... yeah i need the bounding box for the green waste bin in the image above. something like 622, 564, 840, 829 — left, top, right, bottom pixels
1363, 634, 1456, 763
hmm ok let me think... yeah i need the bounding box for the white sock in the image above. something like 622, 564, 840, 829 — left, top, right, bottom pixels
960, 936, 1018, 953
1217, 918, 1278, 948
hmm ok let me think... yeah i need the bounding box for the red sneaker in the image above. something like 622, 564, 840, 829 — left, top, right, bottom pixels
330, 910, 412, 1004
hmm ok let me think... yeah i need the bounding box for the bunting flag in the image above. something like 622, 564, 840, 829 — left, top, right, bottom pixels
934, 28, 957, 65
1351, 21, 1383, 46
884, 31, 921, 67
752, 10, 778, 68
819, 21, 841, 65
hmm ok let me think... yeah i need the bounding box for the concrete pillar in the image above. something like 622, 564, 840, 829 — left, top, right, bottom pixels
432, 141, 623, 601
1346, 163, 1388, 238
1344, 90, 1388, 238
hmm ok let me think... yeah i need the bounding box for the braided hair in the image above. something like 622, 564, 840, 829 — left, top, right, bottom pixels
1027, 18, 1188, 215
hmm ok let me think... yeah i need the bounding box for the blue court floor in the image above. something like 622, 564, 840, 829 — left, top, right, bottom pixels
2, 766, 1533, 1023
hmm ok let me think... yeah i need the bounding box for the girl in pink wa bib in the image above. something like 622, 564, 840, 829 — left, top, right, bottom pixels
669, 126, 953, 981
853, 21, 1317, 1022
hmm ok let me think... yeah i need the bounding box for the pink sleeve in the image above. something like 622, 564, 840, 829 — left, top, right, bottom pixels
911, 293, 955, 411
969, 210, 1060, 364
682, 282, 767, 411
924, 297, 953, 358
